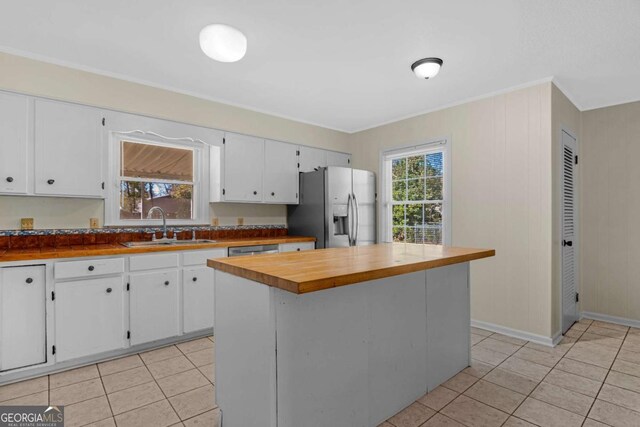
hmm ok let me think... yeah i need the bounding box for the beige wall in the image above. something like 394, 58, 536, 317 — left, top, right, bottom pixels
0, 51, 351, 229
580, 100, 640, 321
550, 86, 582, 335
351, 83, 555, 338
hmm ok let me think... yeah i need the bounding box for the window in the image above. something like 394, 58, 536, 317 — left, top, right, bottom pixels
381, 139, 450, 245
106, 133, 208, 226
119, 140, 194, 220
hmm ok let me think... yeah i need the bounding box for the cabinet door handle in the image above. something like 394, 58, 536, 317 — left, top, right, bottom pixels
6, 177, 13, 183
25, 277, 33, 284
88, 265, 95, 271
192, 277, 198, 282
164, 281, 170, 286
106, 288, 112, 293
253, 191, 258, 195
47, 179, 55, 185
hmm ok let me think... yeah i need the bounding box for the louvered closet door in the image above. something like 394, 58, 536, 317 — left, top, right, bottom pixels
562, 130, 578, 334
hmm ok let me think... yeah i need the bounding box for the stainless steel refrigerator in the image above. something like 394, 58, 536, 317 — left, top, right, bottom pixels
287, 166, 376, 248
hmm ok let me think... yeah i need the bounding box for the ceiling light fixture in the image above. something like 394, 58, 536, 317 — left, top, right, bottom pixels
199, 24, 247, 63
411, 57, 443, 79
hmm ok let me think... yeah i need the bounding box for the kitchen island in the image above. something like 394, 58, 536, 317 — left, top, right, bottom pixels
207, 243, 494, 427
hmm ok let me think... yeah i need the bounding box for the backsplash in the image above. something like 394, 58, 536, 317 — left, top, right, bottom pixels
0, 225, 287, 250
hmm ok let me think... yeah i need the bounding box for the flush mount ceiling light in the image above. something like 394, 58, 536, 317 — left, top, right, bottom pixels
411, 57, 443, 79
199, 24, 247, 63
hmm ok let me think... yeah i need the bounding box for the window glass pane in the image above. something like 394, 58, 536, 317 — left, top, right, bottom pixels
120, 181, 143, 219
392, 180, 406, 201
392, 205, 405, 227
407, 156, 425, 178
121, 141, 194, 181
425, 176, 443, 200
423, 203, 443, 244
392, 226, 405, 242
142, 183, 193, 219
405, 204, 423, 226
425, 152, 443, 177
407, 178, 426, 201
392, 158, 406, 180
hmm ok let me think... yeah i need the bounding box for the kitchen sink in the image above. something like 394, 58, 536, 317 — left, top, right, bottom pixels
121, 239, 218, 248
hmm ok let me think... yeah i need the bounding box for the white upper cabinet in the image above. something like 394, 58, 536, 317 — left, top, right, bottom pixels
264, 139, 299, 204
326, 150, 352, 167
223, 133, 264, 202
34, 99, 103, 198
0, 92, 29, 194
298, 146, 327, 173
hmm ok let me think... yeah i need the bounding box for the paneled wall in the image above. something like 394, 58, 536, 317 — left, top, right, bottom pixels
351, 83, 554, 339
0, 52, 351, 229
580, 100, 640, 322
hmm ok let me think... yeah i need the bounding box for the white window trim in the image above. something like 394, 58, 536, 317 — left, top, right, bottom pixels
105, 131, 210, 226
379, 137, 452, 245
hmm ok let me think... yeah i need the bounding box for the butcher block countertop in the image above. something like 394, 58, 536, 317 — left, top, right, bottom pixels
207, 243, 495, 294
0, 236, 315, 262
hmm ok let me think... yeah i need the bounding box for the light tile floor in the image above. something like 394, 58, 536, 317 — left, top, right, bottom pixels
2, 320, 640, 426
0, 336, 218, 427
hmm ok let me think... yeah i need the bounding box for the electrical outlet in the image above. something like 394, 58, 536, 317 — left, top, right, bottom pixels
211, 217, 219, 226
20, 218, 34, 230
89, 218, 100, 229
237, 217, 244, 226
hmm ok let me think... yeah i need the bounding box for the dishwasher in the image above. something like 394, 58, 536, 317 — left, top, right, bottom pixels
228, 244, 279, 257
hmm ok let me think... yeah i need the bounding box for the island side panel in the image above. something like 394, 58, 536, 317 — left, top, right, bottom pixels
274, 271, 428, 427
214, 271, 277, 427
425, 262, 471, 391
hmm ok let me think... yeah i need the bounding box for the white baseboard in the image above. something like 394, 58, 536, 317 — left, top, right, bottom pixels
471, 319, 559, 347
581, 311, 640, 329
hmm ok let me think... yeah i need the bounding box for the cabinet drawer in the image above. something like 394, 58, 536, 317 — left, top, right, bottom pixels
55, 258, 124, 280
279, 242, 315, 253
183, 249, 227, 266
130, 253, 179, 271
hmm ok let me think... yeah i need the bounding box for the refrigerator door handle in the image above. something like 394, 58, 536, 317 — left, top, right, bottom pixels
347, 193, 354, 246
353, 192, 359, 245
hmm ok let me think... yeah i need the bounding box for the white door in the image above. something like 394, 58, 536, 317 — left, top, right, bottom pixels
264, 140, 299, 204
0, 266, 46, 371
55, 276, 126, 362
223, 133, 264, 202
183, 267, 214, 333
562, 130, 579, 333
0, 92, 29, 194
130, 270, 180, 345
298, 146, 327, 172
34, 99, 103, 197
326, 151, 351, 167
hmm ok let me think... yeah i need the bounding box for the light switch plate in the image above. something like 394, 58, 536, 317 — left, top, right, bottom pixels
20, 218, 34, 230
237, 217, 244, 226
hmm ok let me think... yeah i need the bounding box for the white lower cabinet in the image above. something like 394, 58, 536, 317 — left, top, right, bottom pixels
183, 267, 215, 333
279, 242, 316, 252
129, 270, 180, 346
55, 276, 126, 362
0, 266, 46, 371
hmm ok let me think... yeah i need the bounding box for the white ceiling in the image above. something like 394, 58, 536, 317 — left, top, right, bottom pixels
1, 0, 639, 132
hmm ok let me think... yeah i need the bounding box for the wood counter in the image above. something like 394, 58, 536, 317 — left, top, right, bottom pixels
0, 236, 315, 262
207, 243, 495, 294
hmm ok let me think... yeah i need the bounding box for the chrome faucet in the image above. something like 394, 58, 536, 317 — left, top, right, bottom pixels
147, 206, 174, 241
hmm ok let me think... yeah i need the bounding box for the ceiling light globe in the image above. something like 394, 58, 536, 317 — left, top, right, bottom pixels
199, 24, 247, 63
411, 58, 443, 79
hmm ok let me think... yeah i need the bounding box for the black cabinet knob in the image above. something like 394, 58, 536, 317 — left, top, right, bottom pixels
47, 179, 55, 185
271, 192, 275, 196
6, 177, 13, 183
25, 277, 33, 284
106, 288, 112, 293
297, 248, 301, 251
88, 265, 95, 271
192, 277, 198, 282
253, 191, 258, 195
164, 281, 170, 286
